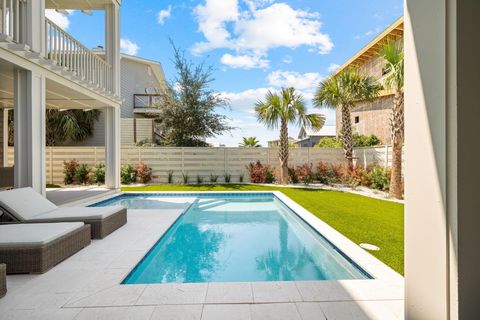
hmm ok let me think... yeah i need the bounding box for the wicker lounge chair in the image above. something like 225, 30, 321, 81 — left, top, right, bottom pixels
0, 223, 91, 274
0, 188, 127, 239
0, 263, 6, 298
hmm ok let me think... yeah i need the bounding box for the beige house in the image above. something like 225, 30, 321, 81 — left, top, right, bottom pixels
334, 17, 404, 144
70, 52, 166, 146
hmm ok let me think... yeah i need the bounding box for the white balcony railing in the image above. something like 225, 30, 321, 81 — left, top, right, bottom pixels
0, 0, 22, 42
45, 18, 113, 93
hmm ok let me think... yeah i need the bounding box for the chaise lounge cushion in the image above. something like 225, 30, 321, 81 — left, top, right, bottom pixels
0, 187, 57, 221
28, 206, 125, 222
0, 222, 85, 248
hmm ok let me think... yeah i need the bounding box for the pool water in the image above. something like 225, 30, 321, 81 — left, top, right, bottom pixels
113, 194, 370, 284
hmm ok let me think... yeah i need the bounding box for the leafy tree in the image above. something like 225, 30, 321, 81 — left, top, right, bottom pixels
256, 87, 325, 184
379, 40, 404, 199
152, 44, 231, 146
314, 68, 382, 168
239, 137, 261, 147
315, 133, 380, 148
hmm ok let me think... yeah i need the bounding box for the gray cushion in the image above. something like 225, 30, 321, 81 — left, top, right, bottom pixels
0, 222, 85, 248
29, 206, 124, 222
0, 187, 57, 221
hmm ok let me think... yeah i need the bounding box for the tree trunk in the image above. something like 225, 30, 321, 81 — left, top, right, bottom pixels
340, 104, 354, 169
389, 90, 404, 199
278, 119, 289, 184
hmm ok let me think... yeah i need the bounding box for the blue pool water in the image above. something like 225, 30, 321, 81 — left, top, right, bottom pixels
94, 193, 370, 284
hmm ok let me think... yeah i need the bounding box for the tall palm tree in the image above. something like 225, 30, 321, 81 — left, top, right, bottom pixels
239, 137, 261, 148
379, 40, 404, 199
255, 87, 325, 184
314, 68, 382, 168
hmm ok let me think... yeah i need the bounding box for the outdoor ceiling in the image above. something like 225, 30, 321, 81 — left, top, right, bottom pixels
0, 58, 108, 110
45, 0, 120, 10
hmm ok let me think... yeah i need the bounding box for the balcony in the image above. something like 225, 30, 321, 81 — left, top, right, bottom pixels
133, 93, 161, 115
0, 0, 115, 96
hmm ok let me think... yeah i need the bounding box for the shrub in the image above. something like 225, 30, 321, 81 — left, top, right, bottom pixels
288, 167, 299, 183
210, 174, 219, 183
224, 173, 231, 183
239, 174, 244, 183
167, 170, 174, 184
368, 166, 390, 191
76, 164, 91, 185
196, 174, 204, 184
315, 162, 339, 184
315, 137, 342, 148
353, 133, 381, 147
63, 159, 79, 185
135, 139, 157, 147
135, 162, 152, 183
182, 172, 189, 184
316, 133, 381, 148
92, 162, 105, 184
246, 161, 275, 184
295, 164, 314, 185
341, 165, 370, 188
121, 164, 137, 184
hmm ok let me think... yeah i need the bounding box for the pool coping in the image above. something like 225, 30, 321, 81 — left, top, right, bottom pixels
85, 190, 403, 283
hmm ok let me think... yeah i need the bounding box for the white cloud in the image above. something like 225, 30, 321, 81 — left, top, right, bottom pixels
120, 39, 140, 55
354, 26, 382, 40
221, 87, 274, 111
267, 70, 322, 91
45, 9, 74, 30
220, 53, 269, 69
327, 63, 340, 72
282, 55, 293, 64
192, 1, 333, 69
157, 5, 173, 25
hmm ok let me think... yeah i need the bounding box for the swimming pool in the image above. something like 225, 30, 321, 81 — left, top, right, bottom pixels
93, 193, 371, 284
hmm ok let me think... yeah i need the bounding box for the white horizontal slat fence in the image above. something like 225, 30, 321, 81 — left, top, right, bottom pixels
6, 145, 398, 185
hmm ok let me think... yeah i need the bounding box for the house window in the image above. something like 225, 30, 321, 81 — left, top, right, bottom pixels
354, 116, 360, 124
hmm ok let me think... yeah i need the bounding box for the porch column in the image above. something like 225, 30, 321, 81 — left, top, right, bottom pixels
405, 0, 480, 319
105, 106, 120, 189
13, 69, 46, 195
0, 109, 7, 167
22, 0, 45, 55
105, 3, 120, 96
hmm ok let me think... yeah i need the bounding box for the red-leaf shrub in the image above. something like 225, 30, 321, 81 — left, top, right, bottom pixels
135, 162, 153, 183
63, 159, 79, 185
246, 161, 275, 183
295, 164, 314, 185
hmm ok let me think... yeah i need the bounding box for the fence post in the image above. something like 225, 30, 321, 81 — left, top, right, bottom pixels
181, 148, 185, 175
384, 145, 389, 168
49, 147, 53, 184
224, 148, 227, 174
363, 148, 367, 169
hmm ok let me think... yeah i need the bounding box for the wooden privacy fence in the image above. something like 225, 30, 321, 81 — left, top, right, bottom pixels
7, 145, 398, 185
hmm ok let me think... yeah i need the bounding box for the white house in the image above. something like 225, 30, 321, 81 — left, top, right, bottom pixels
73, 52, 166, 146
0, 0, 122, 195
295, 125, 336, 148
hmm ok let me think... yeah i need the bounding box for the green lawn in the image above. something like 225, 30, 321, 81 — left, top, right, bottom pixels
122, 184, 404, 275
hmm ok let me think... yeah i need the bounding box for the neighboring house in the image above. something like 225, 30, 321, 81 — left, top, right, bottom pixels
295, 125, 336, 148
0, 0, 122, 194
268, 137, 297, 148
334, 17, 403, 144
70, 51, 166, 146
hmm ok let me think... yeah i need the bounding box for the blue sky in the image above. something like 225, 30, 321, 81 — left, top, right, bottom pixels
46, 0, 403, 146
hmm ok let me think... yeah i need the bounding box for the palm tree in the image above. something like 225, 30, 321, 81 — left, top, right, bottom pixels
239, 137, 261, 147
379, 40, 404, 199
255, 87, 325, 184
46, 109, 100, 146
314, 68, 382, 168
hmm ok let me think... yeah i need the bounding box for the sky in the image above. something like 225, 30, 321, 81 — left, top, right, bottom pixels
46, 0, 403, 147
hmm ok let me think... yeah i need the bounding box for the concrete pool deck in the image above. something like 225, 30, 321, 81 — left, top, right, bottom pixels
0, 193, 404, 320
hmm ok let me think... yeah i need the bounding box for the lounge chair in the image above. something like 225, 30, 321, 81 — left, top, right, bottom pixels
0, 188, 127, 239
0, 263, 5, 297
0, 223, 91, 274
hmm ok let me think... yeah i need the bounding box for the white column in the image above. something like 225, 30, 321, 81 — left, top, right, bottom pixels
22, 0, 45, 55
105, 3, 120, 96
1, 109, 8, 167
13, 69, 46, 196
405, 0, 480, 319
105, 106, 120, 189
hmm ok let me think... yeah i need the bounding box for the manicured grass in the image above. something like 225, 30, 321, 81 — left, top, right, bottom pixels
122, 184, 404, 275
